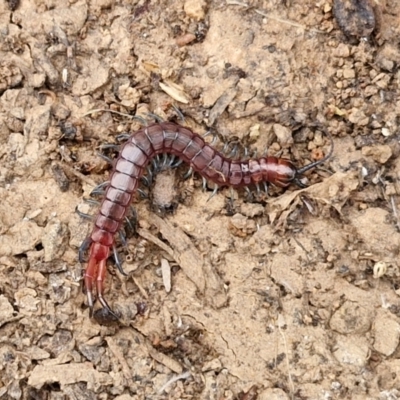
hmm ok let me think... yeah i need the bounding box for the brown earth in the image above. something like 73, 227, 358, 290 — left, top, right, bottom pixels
1, 0, 400, 399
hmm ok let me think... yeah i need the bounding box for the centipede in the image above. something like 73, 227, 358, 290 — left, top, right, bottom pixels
79, 121, 333, 319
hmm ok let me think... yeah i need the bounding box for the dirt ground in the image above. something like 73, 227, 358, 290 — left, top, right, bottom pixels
1, 0, 400, 399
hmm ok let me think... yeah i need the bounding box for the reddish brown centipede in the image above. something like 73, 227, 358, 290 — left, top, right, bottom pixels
79, 121, 333, 318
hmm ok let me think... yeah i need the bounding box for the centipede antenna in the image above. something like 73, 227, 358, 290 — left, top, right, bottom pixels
295, 127, 334, 176
112, 244, 128, 276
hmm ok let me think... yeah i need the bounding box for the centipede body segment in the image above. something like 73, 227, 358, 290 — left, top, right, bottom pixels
79, 121, 333, 318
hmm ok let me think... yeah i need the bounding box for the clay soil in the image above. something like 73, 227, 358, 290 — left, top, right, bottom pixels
1, 1, 400, 399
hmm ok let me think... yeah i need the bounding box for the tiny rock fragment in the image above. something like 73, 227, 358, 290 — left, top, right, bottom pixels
201, 358, 222, 372
176, 33, 197, 47
14, 288, 40, 313
208, 87, 237, 126
151, 169, 179, 216
184, 0, 207, 20
159, 81, 189, 104
229, 213, 257, 237
249, 124, 260, 139
117, 83, 140, 108
42, 220, 68, 262
273, 124, 293, 147
361, 144, 392, 164
342, 68, 355, 79
348, 108, 369, 126
0, 295, 14, 325
333, 0, 376, 41
373, 261, 387, 279
259, 388, 290, 400
373, 312, 400, 356
8, 0, 20, 10
28, 362, 113, 389
161, 258, 172, 293
333, 43, 350, 58
333, 335, 369, 367
51, 163, 70, 192
148, 346, 183, 374
330, 301, 371, 334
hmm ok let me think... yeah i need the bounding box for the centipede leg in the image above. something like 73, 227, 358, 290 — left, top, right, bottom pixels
84, 198, 100, 206
90, 181, 109, 196
171, 157, 183, 168
96, 259, 119, 318
202, 177, 207, 191
145, 165, 154, 184
78, 237, 92, 263
137, 188, 148, 198
116, 133, 131, 141
100, 143, 121, 151
172, 105, 185, 121
84, 256, 98, 316
118, 231, 127, 247
183, 166, 193, 180
97, 152, 114, 165
147, 112, 164, 123
75, 206, 93, 221
141, 174, 151, 187
207, 185, 219, 202
112, 244, 128, 276
124, 215, 135, 234
244, 186, 253, 201
228, 144, 239, 159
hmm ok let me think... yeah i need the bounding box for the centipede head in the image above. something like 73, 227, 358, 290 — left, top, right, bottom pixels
292, 126, 334, 188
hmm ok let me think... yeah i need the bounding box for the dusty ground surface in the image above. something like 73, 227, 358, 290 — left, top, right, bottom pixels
1, 0, 400, 399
